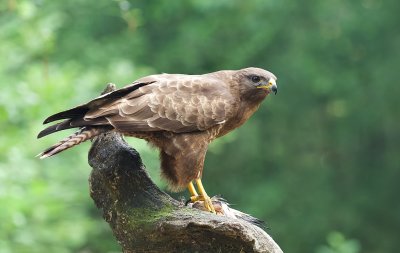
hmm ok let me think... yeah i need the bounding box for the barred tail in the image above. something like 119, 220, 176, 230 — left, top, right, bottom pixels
37, 127, 107, 159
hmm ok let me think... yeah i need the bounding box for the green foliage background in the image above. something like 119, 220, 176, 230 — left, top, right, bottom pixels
0, 0, 398, 252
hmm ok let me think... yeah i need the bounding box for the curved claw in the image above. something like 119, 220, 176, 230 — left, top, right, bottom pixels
202, 196, 216, 213
186, 179, 216, 213
188, 195, 216, 213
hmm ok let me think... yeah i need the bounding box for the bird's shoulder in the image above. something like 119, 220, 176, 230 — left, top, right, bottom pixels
135, 71, 234, 90
135, 73, 235, 106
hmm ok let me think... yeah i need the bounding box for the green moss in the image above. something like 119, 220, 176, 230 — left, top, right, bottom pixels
124, 204, 175, 229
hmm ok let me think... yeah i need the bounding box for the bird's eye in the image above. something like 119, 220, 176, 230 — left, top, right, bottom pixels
251, 75, 261, 83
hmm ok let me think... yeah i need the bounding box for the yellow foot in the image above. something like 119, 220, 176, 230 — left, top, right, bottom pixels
186, 179, 216, 214
190, 195, 216, 214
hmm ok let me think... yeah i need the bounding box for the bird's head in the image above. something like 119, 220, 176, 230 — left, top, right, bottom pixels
235, 67, 278, 97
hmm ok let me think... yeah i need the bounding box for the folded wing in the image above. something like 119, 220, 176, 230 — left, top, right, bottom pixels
38, 74, 236, 138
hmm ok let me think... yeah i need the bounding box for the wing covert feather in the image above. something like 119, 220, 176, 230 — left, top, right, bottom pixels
84, 75, 237, 133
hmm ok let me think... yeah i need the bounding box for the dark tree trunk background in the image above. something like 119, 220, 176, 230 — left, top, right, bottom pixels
87, 84, 283, 253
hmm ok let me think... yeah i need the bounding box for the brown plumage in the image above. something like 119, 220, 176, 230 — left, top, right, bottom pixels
38, 67, 277, 191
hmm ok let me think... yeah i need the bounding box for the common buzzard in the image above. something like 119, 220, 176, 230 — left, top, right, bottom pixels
38, 67, 278, 213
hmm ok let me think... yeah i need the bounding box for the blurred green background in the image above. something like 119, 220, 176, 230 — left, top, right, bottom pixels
1, 0, 399, 252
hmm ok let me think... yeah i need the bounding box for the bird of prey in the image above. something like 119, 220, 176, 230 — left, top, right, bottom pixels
38, 67, 277, 213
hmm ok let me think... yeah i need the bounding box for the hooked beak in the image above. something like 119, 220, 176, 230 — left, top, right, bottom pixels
257, 79, 278, 95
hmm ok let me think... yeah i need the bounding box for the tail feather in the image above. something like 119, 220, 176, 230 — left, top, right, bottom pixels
37, 118, 110, 139
37, 119, 74, 139
43, 107, 89, 124
42, 81, 152, 124
38, 127, 107, 159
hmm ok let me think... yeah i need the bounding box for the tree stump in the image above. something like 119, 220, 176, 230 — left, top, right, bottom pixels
87, 84, 283, 253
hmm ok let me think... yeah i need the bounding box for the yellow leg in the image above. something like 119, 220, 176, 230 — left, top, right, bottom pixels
188, 181, 198, 196
187, 181, 200, 203
195, 178, 216, 214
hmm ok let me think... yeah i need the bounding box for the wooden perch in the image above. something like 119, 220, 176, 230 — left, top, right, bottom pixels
87, 84, 283, 253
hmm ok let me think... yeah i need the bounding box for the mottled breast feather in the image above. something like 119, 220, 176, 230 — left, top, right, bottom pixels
84, 74, 237, 133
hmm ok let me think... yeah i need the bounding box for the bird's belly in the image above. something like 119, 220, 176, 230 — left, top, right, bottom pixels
123, 131, 163, 147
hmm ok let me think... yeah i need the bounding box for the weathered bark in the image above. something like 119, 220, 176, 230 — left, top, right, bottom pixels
87, 84, 283, 253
